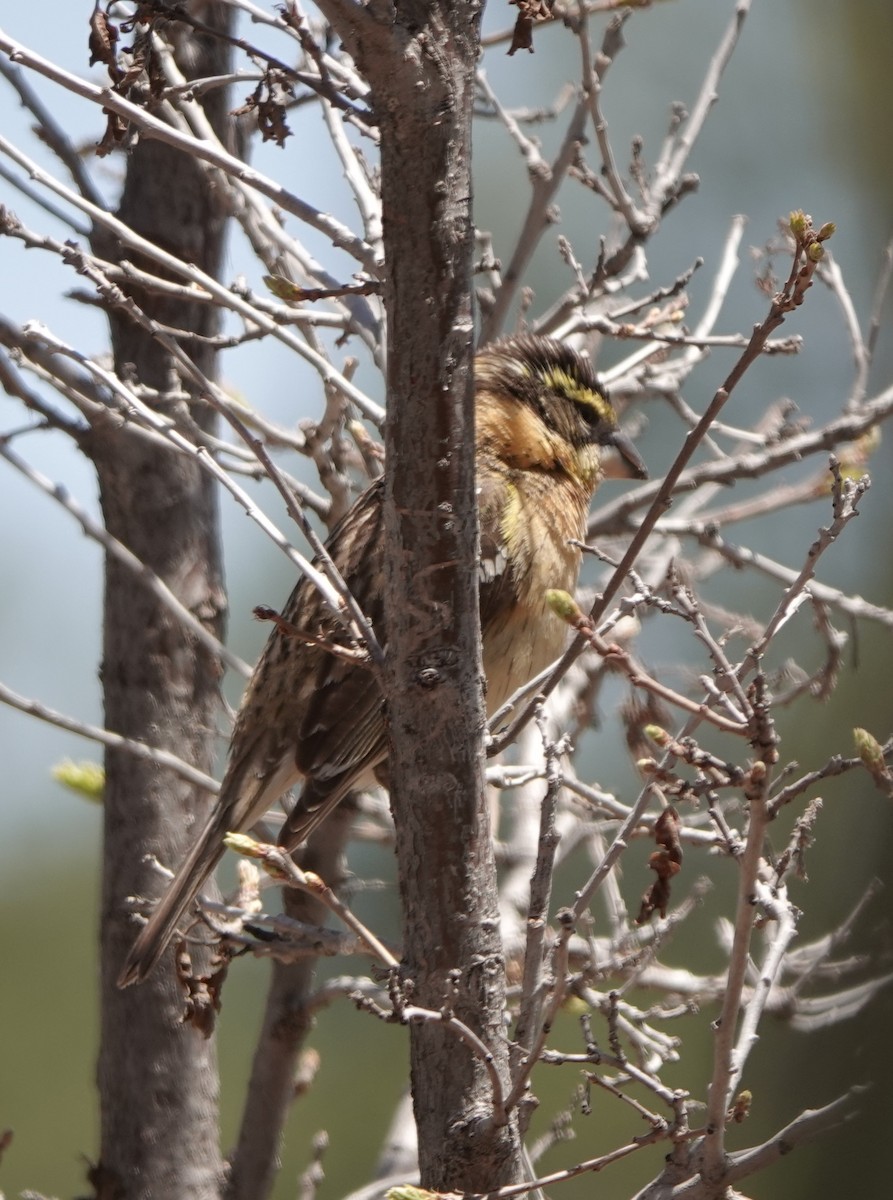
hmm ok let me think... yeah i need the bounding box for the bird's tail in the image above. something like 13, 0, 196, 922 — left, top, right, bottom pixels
117, 748, 300, 987
116, 804, 232, 988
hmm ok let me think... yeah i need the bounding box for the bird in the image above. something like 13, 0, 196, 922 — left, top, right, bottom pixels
118, 334, 647, 986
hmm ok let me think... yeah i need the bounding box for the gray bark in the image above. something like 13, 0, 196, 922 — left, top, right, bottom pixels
88, 7, 233, 1197
226, 805, 356, 1200
331, 0, 527, 1189
89, 0, 523, 1192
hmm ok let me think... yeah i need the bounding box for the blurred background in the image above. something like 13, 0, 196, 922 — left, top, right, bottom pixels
2, 1, 892, 1197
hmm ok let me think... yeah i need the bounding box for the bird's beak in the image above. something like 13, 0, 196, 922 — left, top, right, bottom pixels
607, 428, 648, 480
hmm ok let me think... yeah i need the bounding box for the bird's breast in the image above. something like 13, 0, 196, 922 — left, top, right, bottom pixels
483, 477, 589, 715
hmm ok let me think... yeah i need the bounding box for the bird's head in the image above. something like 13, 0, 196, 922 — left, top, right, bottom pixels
475, 335, 647, 491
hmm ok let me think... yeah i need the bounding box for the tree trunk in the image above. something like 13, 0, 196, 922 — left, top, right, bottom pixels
88, 8, 233, 1196
341, 1, 527, 1189
226, 804, 356, 1200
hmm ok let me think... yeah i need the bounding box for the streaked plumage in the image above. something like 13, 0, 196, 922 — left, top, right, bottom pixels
118, 335, 646, 986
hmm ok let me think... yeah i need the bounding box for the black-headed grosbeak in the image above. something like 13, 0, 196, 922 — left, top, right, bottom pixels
119, 335, 646, 985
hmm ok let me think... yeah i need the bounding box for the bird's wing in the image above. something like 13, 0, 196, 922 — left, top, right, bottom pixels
477, 463, 519, 631
292, 479, 388, 781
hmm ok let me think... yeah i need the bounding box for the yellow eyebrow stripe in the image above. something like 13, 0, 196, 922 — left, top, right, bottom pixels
538, 366, 615, 426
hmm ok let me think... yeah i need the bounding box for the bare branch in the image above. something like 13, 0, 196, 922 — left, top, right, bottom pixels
0, 440, 250, 677
0, 28, 377, 269
0, 681, 219, 793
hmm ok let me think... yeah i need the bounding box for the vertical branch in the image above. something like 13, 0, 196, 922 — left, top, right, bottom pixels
90, 5, 235, 1195
700, 692, 777, 1180
510, 711, 566, 1096
339, 0, 526, 1190
227, 807, 356, 1200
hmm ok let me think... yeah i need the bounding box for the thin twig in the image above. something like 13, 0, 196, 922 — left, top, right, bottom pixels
492, 254, 805, 752
230, 839, 398, 968
0, 29, 377, 269
0, 681, 219, 793
0, 441, 250, 677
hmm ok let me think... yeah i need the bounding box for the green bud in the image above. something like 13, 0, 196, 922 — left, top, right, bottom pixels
545, 588, 583, 624
854, 727, 892, 795
644, 724, 670, 747
817, 222, 836, 241
264, 273, 304, 301
789, 210, 808, 236
52, 759, 105, 802
854, 727, 885, 772
807, 242, 825, 263
224, 832, 262, 857
386, 1189, 444, 1200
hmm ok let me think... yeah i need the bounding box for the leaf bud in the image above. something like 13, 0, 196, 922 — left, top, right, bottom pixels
546, 588, 584, 624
